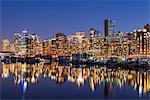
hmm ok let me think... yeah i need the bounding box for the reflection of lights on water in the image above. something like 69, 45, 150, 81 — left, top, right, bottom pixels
51, 76, 55, 80
31, 76, 36, 83
68, 76, 75, 83
21, 79, 27, 93
139, 86, 143, 97
77, 73, 84, 87
1, 64, 9, 78
134, 83, 137, 90
48, 73, 51, 77
22, 63, 26, 72
78, 76, 84, 83
44, 74, 47, 78
2, 73, 9, 78
1, 62, 150, 97
90, 78, 95, 91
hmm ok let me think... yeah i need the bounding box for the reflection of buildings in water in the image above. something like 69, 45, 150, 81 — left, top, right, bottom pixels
104, 80, 109, 97
89, 78, 95, 91
1, 62, 150, 96
109, 82, 114, 96
2, 62, 44, 85
21, 79, 28, 93
77, 72, 84, 87
54, 76, 65, 84
128, 71, 150, 97
1, 63, 9, 78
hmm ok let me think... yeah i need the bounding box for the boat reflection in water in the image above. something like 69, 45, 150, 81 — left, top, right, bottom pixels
1, 62, 150, 99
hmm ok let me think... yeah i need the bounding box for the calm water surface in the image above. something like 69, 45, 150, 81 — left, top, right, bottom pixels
0, 62, 150, 100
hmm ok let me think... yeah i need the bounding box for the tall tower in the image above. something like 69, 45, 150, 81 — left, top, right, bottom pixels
21, 29, 28, 55
104, 19, 115, 37
109, 20, 115, 36
104, 19, 109, 37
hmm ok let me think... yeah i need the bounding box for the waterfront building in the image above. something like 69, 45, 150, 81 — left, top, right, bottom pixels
13, 30, 43, 56
51, 38, 57, 58
143, 24, 150, 55
89, 29, 99, 50
99, 36, 105, 57
82, 37, 90, 54
55, 33, 67, 56
126, 32, 136, 56
89, 28, 101, 58
34, 35, 43, 56
26, 35, 34, 55
135, 29, 149, 55
89, 28, 96, 51
122, 34, 128, 58
67, 35, 79, 55
21, 29, 29, 55
75, 32, 85, 54
14, 33, 22, 55
43, 39, 51, 56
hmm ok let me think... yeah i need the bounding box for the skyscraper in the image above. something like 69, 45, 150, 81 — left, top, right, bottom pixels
109, 20, 115, 36
75, 32, 85, 54
104, 19, 109, 37
55, 33, 67, 56
104, 19, 115, 37
14, 33, 22, 54
21, 29, 28, 55
33, 34, 43, 56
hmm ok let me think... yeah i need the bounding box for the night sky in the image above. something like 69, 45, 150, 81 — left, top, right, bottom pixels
1, 0, 150, 40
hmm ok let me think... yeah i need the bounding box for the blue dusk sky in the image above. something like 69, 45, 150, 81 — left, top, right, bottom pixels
1, 0, 150, 40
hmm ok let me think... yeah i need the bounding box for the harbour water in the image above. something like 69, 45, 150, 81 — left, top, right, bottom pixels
0, 62, 150, 100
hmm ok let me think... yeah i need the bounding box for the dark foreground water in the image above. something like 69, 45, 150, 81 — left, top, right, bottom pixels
0, 62, 150, 100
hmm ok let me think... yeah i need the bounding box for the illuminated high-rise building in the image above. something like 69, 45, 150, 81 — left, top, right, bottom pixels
43, 39, 51, 56
136, 29, 150, 55
104, 19, 115, 37
109, 20, 115, 36
82, 37, 90, 54
26, 35, 34, 55
75, 32, 85, 54
89, 28, 100, 58
89, 28, 96, 50
67, 35, 78, 55
14, 33, 22, 54
51, 38, 57, 58
33, 34, 43, 56
55, 33, 67, 56
21, 29, 28, 55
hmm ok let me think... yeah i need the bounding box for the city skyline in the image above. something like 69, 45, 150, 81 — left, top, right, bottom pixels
1, 1, 150, 99
1, 0, 150, 40
1, 23, 150, 58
